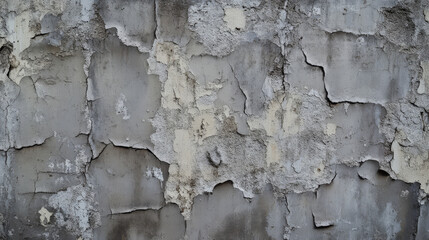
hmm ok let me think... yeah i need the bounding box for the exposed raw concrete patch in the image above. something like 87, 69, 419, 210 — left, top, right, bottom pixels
380, 6, 416, 47
187, 0, 287, 56
391, 140, 429, 192
48, 184, 100, 239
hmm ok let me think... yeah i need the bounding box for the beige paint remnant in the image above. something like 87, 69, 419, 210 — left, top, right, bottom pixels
38, 207, 53, 227
283, 95, 301, 135
391, 140, 429, 192
6, 11, 36, 84
173, 129, 196, 179
324, 123, 336, 136
192, 112, 218, 145
248, 98, 283, 137
156, 42, 181, 65
266, 139, 280, 166
417, 61, 429, 94
195, 82, 223, 110
223, 8, 246, 30
156, 42, 194, 109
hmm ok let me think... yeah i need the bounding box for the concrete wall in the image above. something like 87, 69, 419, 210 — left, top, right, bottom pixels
1, 0, 429, 239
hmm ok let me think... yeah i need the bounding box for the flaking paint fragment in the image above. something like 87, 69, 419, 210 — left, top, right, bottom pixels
2, 0, 429, 238
38, 207, 53, 227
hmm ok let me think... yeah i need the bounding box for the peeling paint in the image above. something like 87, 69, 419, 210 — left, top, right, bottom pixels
38, 207, 53, 227
1, 0, 429, 239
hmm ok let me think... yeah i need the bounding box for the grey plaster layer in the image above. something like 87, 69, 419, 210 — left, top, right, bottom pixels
157, 0, 197, 45
3, 135, 94, 239
300, 27, 410, 104
88, 144, 169, 216
4, 43, 89, 149
417, 201, 429, 240
1, 0, 429, 239
328, 103, 388, 164
89, 32, 161, 150
98, 0, 156, 51
287, 161, 420, 240
94, 204, 185, 240
186, 182, 287, 240
290, 0, 399, 35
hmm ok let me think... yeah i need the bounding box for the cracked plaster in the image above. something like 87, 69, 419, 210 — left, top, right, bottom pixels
1, 0, 429, 239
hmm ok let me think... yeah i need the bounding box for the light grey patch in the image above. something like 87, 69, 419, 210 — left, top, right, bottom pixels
186, 182, 287, 240
94, 204, 185, 240
87, 144, 169, 216
89, 33, 161, 150
187, 0, 287, 56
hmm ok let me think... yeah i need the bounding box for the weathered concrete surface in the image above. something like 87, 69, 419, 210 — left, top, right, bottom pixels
1, 0, 429, 239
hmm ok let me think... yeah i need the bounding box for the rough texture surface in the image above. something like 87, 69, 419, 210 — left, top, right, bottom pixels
0, 0, 429, 239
